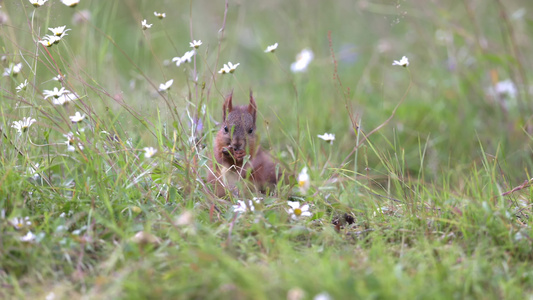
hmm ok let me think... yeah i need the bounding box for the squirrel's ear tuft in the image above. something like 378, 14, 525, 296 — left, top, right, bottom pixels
248, 90, 257, 123
223, 90, 233, 120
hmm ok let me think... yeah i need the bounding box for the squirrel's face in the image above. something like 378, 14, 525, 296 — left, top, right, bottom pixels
219, 109, 256, 160
216, 91, 258, 163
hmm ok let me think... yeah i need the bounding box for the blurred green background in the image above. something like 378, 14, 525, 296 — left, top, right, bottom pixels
2, 1, 533, 298
3, 0, 533, 184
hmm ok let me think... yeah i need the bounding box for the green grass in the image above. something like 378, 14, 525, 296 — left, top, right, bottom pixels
1, 0, 533, 299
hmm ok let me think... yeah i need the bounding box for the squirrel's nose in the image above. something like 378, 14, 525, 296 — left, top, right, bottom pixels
232, 141, 243, 151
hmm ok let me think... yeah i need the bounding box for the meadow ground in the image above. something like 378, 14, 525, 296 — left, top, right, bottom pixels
1, 0, 533, 299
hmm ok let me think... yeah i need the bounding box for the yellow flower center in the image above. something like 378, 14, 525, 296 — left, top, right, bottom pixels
298, 180, 305, 187
294, 208, 302, 216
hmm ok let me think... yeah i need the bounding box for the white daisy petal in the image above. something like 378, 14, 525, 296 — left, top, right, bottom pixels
392, 56, 409, 67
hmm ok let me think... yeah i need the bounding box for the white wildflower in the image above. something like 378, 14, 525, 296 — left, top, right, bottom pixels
317, 132, 335, 144
171, 56, 183, 66
181, 50, 195, 63
143, 147, 157, 158
52, 74, 66, 82
27, 163, 40, 180
69, 112, 85, 123
290, 48, 314, 73
154, 12, 166, 19
264, 43, 278, 53
64, 132, 83, 152
60, 0, 80, 7
20, 231, 37, 242
46, 35, 63, 45
286, 201, 312, 220
493, 79, 517, 99
218, 62, 240, 74
298, 167, 310, 193
3, 63, 22, 77
10, 216, 31, 230
11, 117, 36, 134
29, 0, 48, 7
141, 19, 152, 30
16, 80, 28, 93
39, 37, 54, 47
313, 292, 332, 300
43, 87, 67, 99
190, 40, 202, 49
158, 79, 174, 92
48, 26, 70, 37
55, 225, 67, 233
232, 199, 258, 214
52, 92, 79, 105
392, 56, 409, 67
172, 50, 195, 67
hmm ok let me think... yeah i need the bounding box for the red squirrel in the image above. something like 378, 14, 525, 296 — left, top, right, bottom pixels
207, 91, 280, 197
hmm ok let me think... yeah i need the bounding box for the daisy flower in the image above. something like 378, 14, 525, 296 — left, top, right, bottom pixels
190, 40, 202, 49
141, 19, 152, 30
286, 201, 312, 220
64, 132, 83, 152
143, 147, 157, 158
158, 79, 174, 92
10, 216, 31, 230
492, 79, 517, 98
264, 42, 278, 53
317, 132, 335, 144
43, 87, 67, 99
12, 63, 22, 75
48, 26, 70, 37
64, 132, 75, 146
39, 35, 63, 47
218, 62, 240, 74
16, 80, 28, 93
171, 57, 183, 66
54, 92, 79, 105
392, 56, 409, 67
11, 117, 36, 134
60, 0, 80, 7
298, 167, 310, 193
27, 163, 40, 180
232, 199, 259, 213
313, 292, 332, 300
52, 74, 66, 82
181, 50, 195, 63
39, 37, 54, 47
154, 12, 166, 19
46, 35, 63, 45
290, 48, 314, 73
2, 63, 22, 77
69, 112, 85, 123
172, 50, 195, 67
29, 0, 48, 7
218, 65, 231, 74
20, 231, 37, 242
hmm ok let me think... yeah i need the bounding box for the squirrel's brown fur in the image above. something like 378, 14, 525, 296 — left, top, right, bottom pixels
207, 91, 280, 197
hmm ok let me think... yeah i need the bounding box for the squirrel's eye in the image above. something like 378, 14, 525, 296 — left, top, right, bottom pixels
224, 126, 229, 133
248, 128, 253, 134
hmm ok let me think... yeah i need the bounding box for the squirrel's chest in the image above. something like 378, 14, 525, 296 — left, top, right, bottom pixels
220, 165, 243, 188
